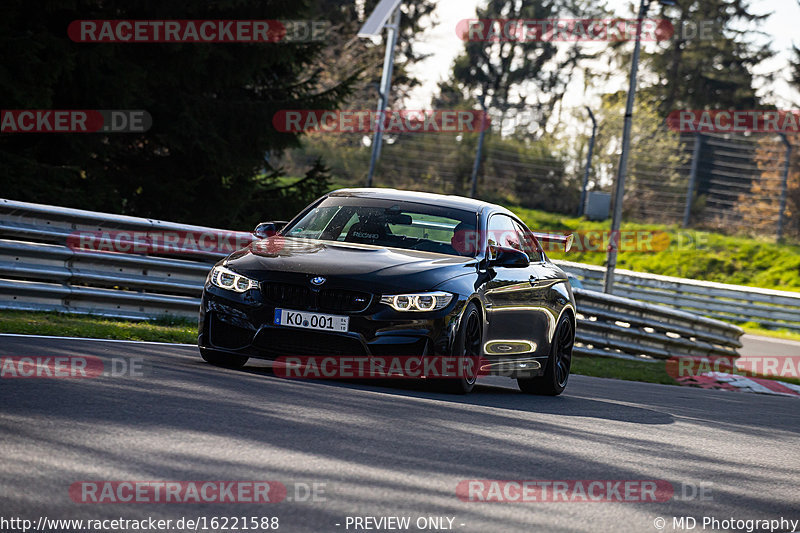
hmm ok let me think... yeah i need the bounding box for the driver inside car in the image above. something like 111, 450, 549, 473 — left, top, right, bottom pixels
451, 222, 479, 256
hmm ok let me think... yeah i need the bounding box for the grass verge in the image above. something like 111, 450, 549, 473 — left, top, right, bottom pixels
740, 324, 800, 342
570, 356, 678, 385
511, 206, 800, 293
0, 310, 197, 344
572, 355, 800, 387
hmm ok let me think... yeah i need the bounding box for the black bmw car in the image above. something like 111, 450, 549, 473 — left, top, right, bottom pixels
198, 188, 576, 395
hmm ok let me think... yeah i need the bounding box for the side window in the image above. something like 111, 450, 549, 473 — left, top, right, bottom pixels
513, 220, 544, 262
487, 215, 521, 255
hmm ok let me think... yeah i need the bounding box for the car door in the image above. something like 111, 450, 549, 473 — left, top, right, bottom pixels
482, 214, 541, 357
515, 219, 569, 353
516, 220, 567, 292
512, 219, 548, 309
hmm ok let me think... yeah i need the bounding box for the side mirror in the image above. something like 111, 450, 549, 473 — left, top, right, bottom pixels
532, 232, 574, 252
253, 221, 288, 239
489, 246, 530, 268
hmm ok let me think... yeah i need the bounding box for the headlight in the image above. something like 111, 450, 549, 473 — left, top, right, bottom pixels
379, 292, 453, 312
208, 266, 259, 293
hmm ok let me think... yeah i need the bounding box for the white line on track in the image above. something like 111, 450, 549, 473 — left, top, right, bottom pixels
0, 333, 196, 347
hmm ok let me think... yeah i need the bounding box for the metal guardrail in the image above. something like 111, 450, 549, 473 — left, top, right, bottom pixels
572, 288, 741, 361
0, 198, 229, 320
558, 259, 800, 332
0, 198, 743, 360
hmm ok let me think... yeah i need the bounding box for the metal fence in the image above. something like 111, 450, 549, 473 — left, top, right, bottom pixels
280, 126, 799, 240
0, 198, 743, 360
559, 259, 800, 332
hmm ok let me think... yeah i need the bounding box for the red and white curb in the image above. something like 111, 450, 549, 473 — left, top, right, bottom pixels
677, 372, 800, 398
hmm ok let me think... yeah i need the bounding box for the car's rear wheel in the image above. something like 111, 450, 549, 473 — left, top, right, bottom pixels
200, 348, 249, 369
518, 314, 573, 396
439, 302, 482, 394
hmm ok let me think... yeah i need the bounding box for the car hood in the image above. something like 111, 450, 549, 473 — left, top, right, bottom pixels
224, 237, 477, 292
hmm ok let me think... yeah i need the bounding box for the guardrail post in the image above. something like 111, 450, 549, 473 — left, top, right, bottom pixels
777, 133, 791, 242
683, 134, 703, 228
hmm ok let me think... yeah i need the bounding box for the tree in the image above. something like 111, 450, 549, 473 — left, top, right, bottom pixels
740, 33, 800, 239
588, 92, 689, 223
0, 0, 357, 227
273, 0, 438, 184
306, 0, 437, 107
792, 45, 800, 92
636, 0, 773, 113
444, 0, 607, 137
732, 135, 799, 239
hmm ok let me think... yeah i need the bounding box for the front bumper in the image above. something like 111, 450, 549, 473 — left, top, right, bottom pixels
199, 283, 457, 360
198, 282, 547, 378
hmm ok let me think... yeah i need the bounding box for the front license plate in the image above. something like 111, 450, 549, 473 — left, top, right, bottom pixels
274, 308, 349, 332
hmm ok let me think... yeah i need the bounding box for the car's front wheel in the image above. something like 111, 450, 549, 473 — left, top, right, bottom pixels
439, 301, 482, 394
518, 314, 573, 396
200, 348, 249, 369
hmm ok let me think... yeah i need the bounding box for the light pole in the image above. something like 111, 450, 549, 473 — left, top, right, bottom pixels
579, 106, 597, 216
469, 88, 488, 198
603, 0, 674, 294
358, 0, 404, 188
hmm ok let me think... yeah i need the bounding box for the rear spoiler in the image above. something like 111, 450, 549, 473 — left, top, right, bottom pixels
532, 232, 574, 253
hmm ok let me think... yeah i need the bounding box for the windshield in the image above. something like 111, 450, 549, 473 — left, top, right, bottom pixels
283, 197, 480, 257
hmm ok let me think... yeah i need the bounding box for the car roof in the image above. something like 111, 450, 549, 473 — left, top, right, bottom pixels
328, 188, 515, 216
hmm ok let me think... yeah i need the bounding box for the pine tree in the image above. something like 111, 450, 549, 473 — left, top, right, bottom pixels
639, 0, 773, 112
444, 0, 607, 137
0, 0, 360, 227
306, 0, 437, 104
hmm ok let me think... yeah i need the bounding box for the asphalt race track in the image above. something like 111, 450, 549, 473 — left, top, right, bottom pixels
740, 334, 800, 358
1, 335, 799, 533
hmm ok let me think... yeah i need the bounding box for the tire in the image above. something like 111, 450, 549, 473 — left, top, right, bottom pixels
439, 302, 482, 394
518, 314, 573, 396
200, 348, 249, 369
